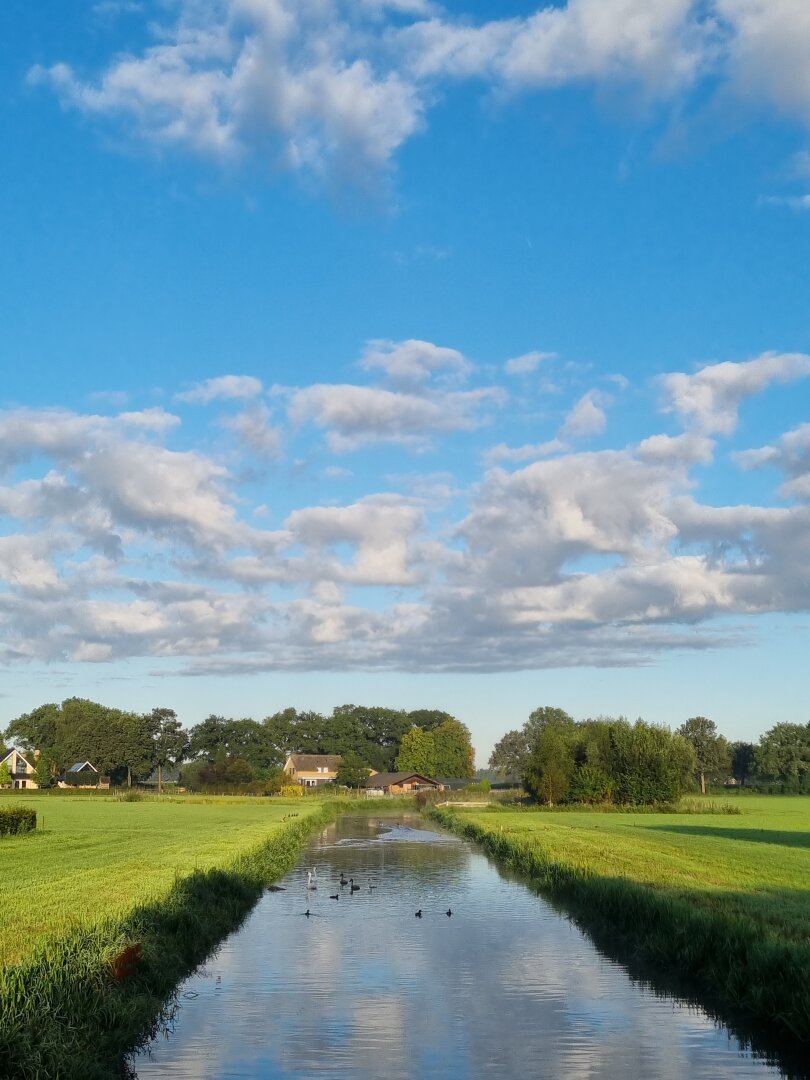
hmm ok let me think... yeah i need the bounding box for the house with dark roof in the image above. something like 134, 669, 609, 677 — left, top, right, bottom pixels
365, 771, 444, 795
283, 754, 342, 788
59, 761, 100, 788
0, 748, 38, 790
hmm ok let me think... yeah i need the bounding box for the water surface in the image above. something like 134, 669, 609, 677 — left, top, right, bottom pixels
130, 815, 796, 1079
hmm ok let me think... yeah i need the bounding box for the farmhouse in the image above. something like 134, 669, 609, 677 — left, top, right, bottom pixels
365, 771, 443, 795
0, 748, 38, 790
283, 753, 342, 788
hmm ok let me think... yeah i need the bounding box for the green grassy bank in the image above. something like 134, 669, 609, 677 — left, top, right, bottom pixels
0, 795, 336, 1078
0, 794, 328, 967
430, 796, 810, 1047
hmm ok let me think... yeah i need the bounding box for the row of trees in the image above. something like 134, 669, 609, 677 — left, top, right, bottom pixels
491, 707, 695, 805
4, 700, 186, 789
671, 715, 810, 794
490, 707, 810, 800
3, 699, 476, 790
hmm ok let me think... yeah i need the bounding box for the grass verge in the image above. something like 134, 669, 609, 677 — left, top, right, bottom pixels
0, 804, 337, 1079
429, 801, 810, 1051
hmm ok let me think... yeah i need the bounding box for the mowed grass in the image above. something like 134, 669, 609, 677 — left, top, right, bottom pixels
0, 793, 321, 967
454, 795, 810, 943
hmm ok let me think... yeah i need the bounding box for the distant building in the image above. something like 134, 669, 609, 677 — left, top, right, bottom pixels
365, 771, 444, 795
0, 748, 38, 790
59, 761, 100, 788
283, 754, 342, 788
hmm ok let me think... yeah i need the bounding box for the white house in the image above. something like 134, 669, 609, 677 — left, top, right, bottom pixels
0, 748, 38, 790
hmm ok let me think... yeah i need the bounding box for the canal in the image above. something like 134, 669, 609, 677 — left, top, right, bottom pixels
129, 815, 798, 1079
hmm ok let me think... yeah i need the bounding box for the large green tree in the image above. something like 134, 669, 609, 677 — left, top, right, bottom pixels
0, 760, 10, 788
33, 751, 57, 789
523, 724, 574, 804
4, 703, 61, 755
755, 723, 810, 792
729, 741, 756, 787
607, 720, 694, 804
489, 706, 574, 780
489, 730, 527, 778
148, 708, 189, 794
677, 716, 730, 794
335, 751, 371, 788
395, 727, 437, 776
432, 718, 475, 778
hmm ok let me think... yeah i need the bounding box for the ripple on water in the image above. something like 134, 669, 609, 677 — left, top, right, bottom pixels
129, 815, 797, 1080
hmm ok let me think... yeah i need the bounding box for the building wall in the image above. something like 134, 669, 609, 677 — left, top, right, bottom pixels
2, 750, 39, 790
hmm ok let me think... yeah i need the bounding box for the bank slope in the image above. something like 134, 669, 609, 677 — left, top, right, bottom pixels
431, 800, 810, 1050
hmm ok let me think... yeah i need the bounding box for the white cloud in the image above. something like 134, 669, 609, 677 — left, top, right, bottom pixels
760, 193, 810, 210
25, 0, 810, 189
175, 375, 264, 404
288, 382, 504, 451
660, 351, 810, 434
221, 403, 282, 459
560, 389, 607, 439
716, 0, 810, 124
484, 439, 565, 465
117, 407, 181, 430
2, 349, 810, 674
637, 432, 715, 465
733, 422, 810, 500
359, 339, 470, 387
29, 0, 424, 181
504, 350, 557, 376
286, 495, 424, 585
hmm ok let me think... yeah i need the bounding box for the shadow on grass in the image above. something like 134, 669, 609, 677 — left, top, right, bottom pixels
641, 824, 810, 849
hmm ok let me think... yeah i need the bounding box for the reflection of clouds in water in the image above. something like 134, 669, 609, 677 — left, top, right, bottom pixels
131, 817, 782, 1080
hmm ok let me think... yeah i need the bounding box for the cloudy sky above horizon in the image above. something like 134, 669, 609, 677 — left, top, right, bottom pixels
2, 0, 809, 759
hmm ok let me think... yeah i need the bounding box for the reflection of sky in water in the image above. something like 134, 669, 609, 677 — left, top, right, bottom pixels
130, 816, 789, 1080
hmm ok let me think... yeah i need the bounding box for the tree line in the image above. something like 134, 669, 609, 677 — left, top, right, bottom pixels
2, 699, 476, 790
489, 707, 810, 802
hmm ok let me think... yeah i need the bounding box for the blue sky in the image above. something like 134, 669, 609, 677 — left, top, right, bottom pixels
1, 0, 810, 761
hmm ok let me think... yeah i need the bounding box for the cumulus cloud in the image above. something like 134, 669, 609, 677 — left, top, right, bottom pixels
288, 383, 504, 451
734, 422, 810, 500
2, 349, 810, 673
660, 351, 810, 434
26, 1, 810, 186
484, 439, 565, 465
175, 375, 264, 404
560, 389, 607, 439
221, 403, 282, 459
637, 432, 715, 464
359, 339, 470, 388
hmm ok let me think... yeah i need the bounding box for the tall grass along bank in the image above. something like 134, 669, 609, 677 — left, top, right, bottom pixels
0, 800, 337, 1079
430, 798, 810, 1049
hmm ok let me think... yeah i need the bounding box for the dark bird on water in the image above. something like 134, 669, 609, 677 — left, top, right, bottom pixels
304, 909, 311, 918
329, 893, 339, 900
445, 909, 452, 917
350, 879, 361, 892
415, 909, 423, 918
339, 874, 348, 886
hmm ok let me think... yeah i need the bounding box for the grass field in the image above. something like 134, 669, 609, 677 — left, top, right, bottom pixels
432, 795, 810, 1049
0, 793, 323, 968
0, 792, 336, 1078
